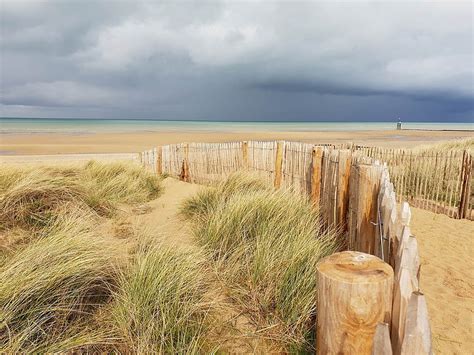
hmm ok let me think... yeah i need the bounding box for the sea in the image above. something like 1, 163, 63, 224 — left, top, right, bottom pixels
0, 118, 472, 134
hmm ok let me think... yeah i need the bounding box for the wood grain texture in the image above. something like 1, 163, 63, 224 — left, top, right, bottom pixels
317, 251, 394, 355
274, 141, 284, 188
311, 146, 323, 208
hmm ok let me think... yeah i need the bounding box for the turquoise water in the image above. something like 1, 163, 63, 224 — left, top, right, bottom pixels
1, 118, 472, 134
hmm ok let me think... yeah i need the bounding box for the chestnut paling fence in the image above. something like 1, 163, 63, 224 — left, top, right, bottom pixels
140, 140, 451, 354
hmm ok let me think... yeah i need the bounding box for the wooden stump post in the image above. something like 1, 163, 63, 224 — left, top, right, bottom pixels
348, 163, 383, 253
274, 141, 284, 188
317, 251, 393, 355
311, 146, 323, 208
155, 146, 163, 175
242, 141, 249, 169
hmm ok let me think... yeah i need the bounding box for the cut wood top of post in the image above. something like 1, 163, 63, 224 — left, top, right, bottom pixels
317, 251, 393, 284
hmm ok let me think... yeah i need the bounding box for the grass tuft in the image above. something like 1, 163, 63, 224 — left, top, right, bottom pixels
181, 172, 338, 351
112, 242, 211, 353
0, 216, 123, 353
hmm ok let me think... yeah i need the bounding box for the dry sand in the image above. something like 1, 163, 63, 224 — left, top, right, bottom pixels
410, 207, 474, 354
1, 129, 473, 155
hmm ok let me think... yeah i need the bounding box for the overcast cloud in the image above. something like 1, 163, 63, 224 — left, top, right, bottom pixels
1, 0, 473, 121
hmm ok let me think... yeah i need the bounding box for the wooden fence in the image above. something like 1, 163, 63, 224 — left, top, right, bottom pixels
140, 140, 434, 354
142, 141, 473, 220
348, 145, 473, 220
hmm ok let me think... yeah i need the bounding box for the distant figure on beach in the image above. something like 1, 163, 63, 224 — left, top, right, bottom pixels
397, 118, 402, 130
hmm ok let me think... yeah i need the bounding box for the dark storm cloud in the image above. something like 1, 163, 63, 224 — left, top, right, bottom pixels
1, 0, 473, 121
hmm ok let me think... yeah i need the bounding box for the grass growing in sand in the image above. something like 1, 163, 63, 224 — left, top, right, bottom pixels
182, 172, 338, 351
112, 242, 211, 353
0, 161, 213, 353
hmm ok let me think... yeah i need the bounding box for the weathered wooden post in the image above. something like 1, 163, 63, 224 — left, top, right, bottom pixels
180, 143, 191, 182
336, 149, 352, 232
372, 323, 392, 355
400, 291, 432, 355
458, 151, 472, 219
317, 251, 393, 355
274, 141, 284, 188
242, 141, 249, 169
311, 146, 323, 208
155, 146, 163, 175
348, 163, 383, 253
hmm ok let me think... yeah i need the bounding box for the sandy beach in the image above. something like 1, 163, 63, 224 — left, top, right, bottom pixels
1, 129, 473, 155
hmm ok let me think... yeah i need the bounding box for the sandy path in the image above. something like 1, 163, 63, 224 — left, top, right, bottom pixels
410, 207, 474, 354
131, 177, 203, 248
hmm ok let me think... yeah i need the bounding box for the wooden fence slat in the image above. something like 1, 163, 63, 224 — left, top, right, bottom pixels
311, 146, 323, 208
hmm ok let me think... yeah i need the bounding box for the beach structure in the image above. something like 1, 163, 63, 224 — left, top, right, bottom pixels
141, 140, 435, 354
397, 118, 402, 130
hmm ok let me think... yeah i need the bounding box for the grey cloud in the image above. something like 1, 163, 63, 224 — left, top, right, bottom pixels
0, 0, 472, 121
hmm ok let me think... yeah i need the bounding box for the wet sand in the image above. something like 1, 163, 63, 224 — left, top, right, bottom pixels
1, 129, 473, 155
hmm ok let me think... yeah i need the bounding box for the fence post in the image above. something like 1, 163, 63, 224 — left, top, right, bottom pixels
348, 163, 383, 253
316, 251, 393, 354
458, 150, 472, 219
155, 146, 163, 175
337, 149, 352, 232
311, 146, 323, 208
242, 141, 249, 169
274, 141, 284, 188
372, 323, 392, 355
400, 291, 432, 355
180, 143, 190, 182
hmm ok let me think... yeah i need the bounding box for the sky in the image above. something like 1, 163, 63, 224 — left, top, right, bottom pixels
0, 0, 473, 122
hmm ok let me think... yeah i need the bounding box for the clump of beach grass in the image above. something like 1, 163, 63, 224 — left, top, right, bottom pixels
0, 217, 123, 353
181, 172, 338, 351
411, 137, 474, 153
0, 161, 162, 231
111, 241, 212, 353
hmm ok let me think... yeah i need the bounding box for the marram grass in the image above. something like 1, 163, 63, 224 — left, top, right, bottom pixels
0, 219, 123, 353
111, 242, 212, 354
0, 161, 162, 230
181, 172, 338, 351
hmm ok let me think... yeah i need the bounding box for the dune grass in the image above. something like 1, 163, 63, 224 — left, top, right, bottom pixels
0, 161, 162, 231
112, 242, 212, 353
411, 137, 474, 153
181, 172, 338, 351
0, 215, 123, 353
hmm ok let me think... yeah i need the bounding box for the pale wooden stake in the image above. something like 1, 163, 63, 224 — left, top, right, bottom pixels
391, 267, 415, 354
372, 323, 393, 355
401, 292, 433, 355
348, 163, 383, 253
336, 149, 352, 232
459, 151, 472, 219
274, 141, 284, 188
242, 141, 249, 169
317, 251, 393, 355
180, 143, 191, 182
155, 146, 163, 175
311, 146, 323, 208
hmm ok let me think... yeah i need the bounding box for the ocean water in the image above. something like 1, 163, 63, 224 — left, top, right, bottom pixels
0, 118, 472, 134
